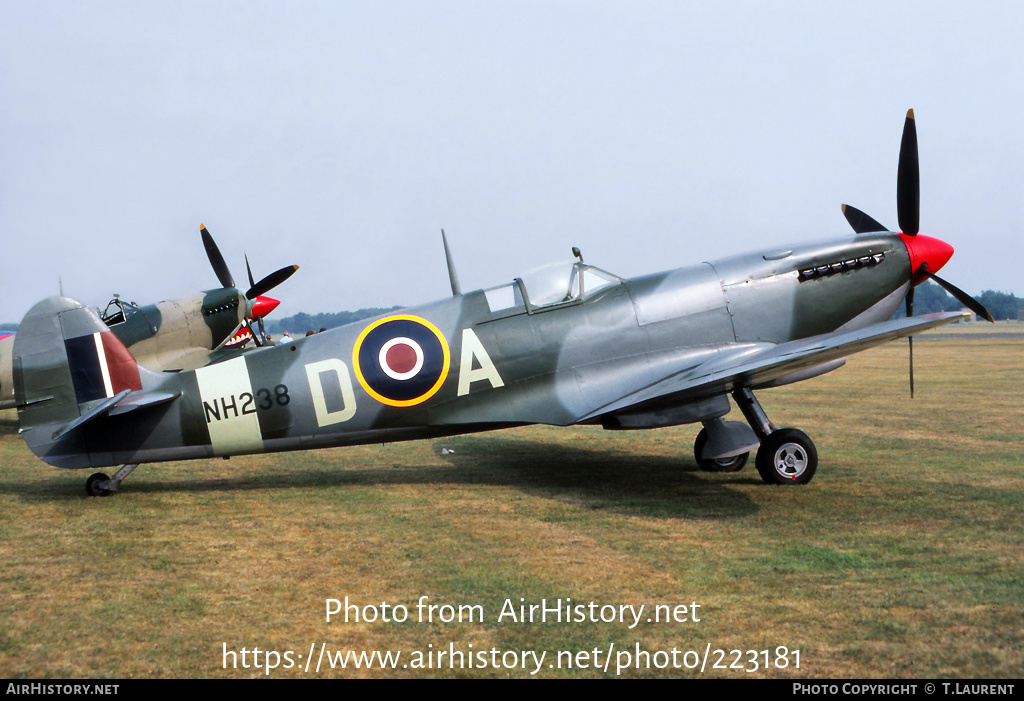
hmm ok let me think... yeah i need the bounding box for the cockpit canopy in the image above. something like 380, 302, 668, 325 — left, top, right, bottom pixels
521, 261, 620, 306
484, 261, 622, 314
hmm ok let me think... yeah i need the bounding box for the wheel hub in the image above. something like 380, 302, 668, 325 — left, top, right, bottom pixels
774, 443, 808, 479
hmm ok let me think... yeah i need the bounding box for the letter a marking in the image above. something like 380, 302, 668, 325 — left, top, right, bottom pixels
457, 328, 504, 396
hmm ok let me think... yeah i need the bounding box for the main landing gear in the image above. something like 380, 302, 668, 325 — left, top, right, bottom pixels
85, 464, 139, 497
693, 387, 818, 485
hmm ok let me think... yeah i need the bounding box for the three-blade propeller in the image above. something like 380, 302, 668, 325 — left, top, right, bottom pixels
201, 224, 299, 346
840, 110, 994, 396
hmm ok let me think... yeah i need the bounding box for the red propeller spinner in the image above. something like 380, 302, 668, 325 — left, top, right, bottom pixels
899, 233, 954, 286
250, 295, 281, 320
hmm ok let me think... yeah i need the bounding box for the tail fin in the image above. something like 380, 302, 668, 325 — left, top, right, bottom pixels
14, 296, 166, 468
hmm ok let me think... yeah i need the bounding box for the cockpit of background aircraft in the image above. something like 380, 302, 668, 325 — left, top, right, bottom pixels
100, 296, 140, 326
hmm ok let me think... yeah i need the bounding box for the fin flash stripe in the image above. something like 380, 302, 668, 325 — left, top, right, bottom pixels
65, 332, 142, 404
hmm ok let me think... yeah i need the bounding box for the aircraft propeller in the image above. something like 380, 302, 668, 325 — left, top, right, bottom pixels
840, 110, 993, 396
200, 224, 299, 347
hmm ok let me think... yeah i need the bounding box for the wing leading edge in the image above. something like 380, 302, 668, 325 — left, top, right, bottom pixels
581, 312, 967, 422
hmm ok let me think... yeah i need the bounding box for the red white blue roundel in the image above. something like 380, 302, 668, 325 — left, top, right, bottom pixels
352, 315, 450, 407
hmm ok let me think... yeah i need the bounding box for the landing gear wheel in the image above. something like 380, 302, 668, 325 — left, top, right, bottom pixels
86, 472, 112, 497
694, 428, 749, 472
755, 428, 817, 485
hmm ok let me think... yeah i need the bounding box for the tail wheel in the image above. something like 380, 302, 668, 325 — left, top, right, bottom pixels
755, 428, 817, 485
693, 428, 749, 472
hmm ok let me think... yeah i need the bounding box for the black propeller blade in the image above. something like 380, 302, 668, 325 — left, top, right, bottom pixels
917, 264, 995, 323
896, 109, 920, 236
245, 253, 257, 289
246, 265, 299, 300
243, 254, 266, 346
244, 319, 263, 347
201, 224, 235, 288
841, 204, 888, 234
242, 252, 297, 300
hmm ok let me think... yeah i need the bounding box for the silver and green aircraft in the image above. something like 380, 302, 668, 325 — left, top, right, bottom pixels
11, 111, 993, 495
0, 225, 296, 410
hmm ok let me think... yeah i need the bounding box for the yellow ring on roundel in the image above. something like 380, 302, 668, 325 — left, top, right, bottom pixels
352, 314, 451, 407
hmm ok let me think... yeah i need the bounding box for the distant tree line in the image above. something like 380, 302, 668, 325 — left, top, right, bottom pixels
977, 290, 1024, 320
263, 306, 402, 336
894, 282, 1022, 320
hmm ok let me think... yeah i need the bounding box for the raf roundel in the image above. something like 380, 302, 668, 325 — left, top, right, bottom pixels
352, 315, 451, 407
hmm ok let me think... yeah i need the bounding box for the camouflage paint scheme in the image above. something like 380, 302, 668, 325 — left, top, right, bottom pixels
12, 230, 966, 491
0, 286, 249, 410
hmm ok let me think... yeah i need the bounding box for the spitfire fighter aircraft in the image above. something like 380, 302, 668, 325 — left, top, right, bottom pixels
0, 226, 296, 410
12, 111, 992, 496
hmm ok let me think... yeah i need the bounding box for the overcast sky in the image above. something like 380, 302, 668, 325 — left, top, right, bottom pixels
2, 1, 1022, 322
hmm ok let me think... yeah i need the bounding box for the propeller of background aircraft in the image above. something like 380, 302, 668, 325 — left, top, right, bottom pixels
200, 224, 298, 346
840, 110, 993, 396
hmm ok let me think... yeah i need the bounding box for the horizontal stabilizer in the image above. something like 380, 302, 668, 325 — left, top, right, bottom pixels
52, 390, 130, 441
108, 390, 180, 416
51, 388, 180, 440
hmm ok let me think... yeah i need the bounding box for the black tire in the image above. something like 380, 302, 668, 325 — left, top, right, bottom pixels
755, 428, 817, 485
694, 428, 749, 472
86, 472, 112, 497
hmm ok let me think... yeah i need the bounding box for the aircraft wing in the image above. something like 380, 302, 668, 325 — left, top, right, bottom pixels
580, 312, 967, 421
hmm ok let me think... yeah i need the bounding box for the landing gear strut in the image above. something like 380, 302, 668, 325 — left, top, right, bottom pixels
85, 464, 139, 497
732, 387, 818, 485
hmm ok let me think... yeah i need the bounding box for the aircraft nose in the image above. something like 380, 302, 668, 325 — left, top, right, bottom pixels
250, 295, 281, 318
899, 233, 954, 286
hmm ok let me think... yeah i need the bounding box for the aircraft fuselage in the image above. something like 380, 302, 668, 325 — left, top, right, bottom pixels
18, 233, 913, 470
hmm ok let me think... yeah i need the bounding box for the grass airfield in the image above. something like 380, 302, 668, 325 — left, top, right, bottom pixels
0, 334, 1021, 678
